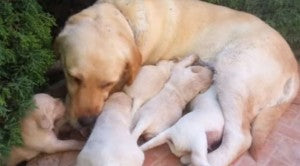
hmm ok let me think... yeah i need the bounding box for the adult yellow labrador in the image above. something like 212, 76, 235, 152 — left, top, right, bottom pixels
55, 0, 299, 165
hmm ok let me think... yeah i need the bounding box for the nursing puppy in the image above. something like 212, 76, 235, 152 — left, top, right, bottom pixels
131, 55, 213, 140
124, 60, 174, 115
141, 85, 223, 166
76, 92, 144, 166
7, 94, 84, 166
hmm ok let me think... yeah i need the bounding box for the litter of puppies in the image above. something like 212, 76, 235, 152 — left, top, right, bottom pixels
8, 55, 215, 166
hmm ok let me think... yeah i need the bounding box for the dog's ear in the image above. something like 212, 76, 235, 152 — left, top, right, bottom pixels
125, 45, 142, 85
38, 114, 52, 131
110, 45, 141, 93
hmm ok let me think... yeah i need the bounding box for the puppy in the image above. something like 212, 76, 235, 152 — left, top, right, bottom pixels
76, 92, 144, 166
131, 55, 213, 140
141, 85, 223, 166
7, 94, 84, 166
124, 60, 174, 114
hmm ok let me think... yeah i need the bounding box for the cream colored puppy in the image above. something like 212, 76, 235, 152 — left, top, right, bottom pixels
131, 55, 213, 140
124, 60, 174, 115
7, 94, 84, 166
141, 85, 223, 166
76, 92, 144, 166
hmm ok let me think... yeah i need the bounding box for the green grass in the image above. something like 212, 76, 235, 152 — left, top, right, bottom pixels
0, 0, 55, 162
204, 0, 300, 57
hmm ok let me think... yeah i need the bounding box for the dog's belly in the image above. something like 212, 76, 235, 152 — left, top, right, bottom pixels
143, 24, 297, 118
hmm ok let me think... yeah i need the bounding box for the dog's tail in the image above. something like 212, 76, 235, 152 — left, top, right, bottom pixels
140, 129, 170, 151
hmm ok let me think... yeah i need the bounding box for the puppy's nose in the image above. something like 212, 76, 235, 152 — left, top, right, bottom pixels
78, 116, 96, 127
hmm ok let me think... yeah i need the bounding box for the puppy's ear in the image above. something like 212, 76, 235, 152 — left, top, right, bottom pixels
38, 114, 52, 131
125, 45, 142, 85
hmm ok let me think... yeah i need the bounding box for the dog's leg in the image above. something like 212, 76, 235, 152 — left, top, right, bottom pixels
43, 139, 85, 153
207, 52, 255, 165
207, 89, 252, 166
249, 102, 290, 160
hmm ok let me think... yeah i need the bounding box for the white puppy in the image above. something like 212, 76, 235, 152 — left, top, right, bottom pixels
124, 60, 174, 115
131, 55, 213, 140
76, 92, 144, 166
140, 85, 223, 166
7, 94, 84, 166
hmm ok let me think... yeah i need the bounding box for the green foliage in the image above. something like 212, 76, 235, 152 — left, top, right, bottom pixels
204, 0, 300, 56
0, 0, 55, 160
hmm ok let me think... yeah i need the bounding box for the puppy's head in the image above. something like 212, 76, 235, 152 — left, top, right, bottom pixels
55, 4, 141, 127
169, 55, 213, 101
103, 92, 132, 114
33, 93, 66, 130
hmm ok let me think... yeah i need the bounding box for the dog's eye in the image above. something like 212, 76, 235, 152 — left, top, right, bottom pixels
68, 74, 82, 85
73, 76, 82, 84
66, 72, 82, 85
100, 82, 114, 89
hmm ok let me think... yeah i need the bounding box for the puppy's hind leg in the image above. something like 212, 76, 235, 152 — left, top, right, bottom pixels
190, 132, 210, 166
180, 155, 191, 165
140, 129, 170, 151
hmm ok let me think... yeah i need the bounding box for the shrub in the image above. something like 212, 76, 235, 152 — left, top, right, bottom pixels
204, 0, 300, 58
0, 0, 55, 160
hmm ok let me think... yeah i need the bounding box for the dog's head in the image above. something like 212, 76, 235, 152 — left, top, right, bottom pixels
55, 4, 141, 127
33, 93, 66, 131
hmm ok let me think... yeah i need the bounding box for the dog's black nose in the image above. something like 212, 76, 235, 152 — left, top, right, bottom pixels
78, 116, 96, 127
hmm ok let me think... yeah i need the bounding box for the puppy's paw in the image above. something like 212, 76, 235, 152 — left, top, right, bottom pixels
180, 155, 191, 165
190, 66, 213, 86
73, 140, 86, 150
175, 54, 199, 68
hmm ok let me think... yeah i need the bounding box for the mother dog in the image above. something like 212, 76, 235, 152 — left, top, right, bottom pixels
55, 0, 299, 165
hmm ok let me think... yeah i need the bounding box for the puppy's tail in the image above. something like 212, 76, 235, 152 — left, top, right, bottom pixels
132, 119, 150, 141
131, 99, 143, 116
140, 129, 170, 151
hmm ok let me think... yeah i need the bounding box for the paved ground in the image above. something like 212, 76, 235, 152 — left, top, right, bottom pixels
27, 83, 300, 166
